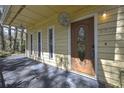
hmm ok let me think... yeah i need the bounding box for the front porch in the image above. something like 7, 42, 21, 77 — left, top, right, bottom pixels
1, 5, 124, 88
0, 54, 98, 88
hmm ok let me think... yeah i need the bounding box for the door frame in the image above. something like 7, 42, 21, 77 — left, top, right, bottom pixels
68, 13, 98, 80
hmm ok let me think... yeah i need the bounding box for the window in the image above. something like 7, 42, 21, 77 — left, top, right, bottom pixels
38, 32, 41, 57
48, 27, 54, 59
30, 34, 33, 55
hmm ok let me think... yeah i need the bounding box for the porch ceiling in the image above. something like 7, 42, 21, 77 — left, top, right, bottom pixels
3, 5, 98, 28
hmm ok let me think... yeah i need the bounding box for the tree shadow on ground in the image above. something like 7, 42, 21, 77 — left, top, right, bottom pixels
0, 55, 98, 88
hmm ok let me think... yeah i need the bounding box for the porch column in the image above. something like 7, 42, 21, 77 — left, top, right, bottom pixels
13, 27, 18, 52
0, 24, 5, 50
8, 25, 12, 51
20, 26, 24, 52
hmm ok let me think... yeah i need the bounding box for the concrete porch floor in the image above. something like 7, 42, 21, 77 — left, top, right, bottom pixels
0, 54, 99, 88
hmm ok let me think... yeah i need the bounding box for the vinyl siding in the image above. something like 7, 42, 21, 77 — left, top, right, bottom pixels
97, 6, 124, 87
26, 5, 124, 87
26, 17, 69, 69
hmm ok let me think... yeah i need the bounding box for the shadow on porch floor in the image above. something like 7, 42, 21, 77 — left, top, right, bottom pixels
0, 54, 99, 88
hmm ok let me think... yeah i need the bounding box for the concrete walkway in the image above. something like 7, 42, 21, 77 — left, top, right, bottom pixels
0, 54, 99, 88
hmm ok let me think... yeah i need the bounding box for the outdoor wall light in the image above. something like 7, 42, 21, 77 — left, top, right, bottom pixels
102, 11, 107, 18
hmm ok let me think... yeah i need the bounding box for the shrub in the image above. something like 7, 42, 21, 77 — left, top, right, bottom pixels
0, 51, 11, 58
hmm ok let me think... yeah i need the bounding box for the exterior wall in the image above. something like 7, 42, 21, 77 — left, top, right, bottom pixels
25, 5, 124, 87
26, 17, 69, 69
97, 6, 124, 87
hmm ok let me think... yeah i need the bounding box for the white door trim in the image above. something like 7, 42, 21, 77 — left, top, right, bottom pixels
68, 13, 98, 80
68, 24, 71, 70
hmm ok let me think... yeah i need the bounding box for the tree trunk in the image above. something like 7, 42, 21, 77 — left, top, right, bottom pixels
8, 26, 12, 51
0, 24, 5, 50
13, 27, 18, 52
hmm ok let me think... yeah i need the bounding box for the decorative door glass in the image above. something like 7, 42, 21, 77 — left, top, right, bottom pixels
77, 27, 86, 61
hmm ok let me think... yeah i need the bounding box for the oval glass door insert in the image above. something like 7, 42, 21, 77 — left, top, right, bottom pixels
77, 27, 86, 61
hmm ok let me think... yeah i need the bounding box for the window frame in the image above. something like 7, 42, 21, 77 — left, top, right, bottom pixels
47, 26, 55, 61
30, 34, 33, 55
37, 32, 42, 58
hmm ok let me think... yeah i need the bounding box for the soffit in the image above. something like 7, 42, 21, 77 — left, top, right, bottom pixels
3, 5, 98, 28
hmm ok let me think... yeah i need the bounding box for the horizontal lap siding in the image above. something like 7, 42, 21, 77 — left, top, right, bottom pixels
98, 20, 124, 30
55, 25, 68, 55
41, 23, 68, 66
26, 5, 124, 87
54, 25, 69, 69
98, 64, 120, 75
98, 6, 124, 87
98, 33, 124, 41
27, 17, 69, 69
98, 40, 124, 48
42, 26, 48, 53
98, 47, 124, 55
98, 27, 124, 35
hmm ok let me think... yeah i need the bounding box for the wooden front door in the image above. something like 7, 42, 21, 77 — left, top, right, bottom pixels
71, 17, 95, 76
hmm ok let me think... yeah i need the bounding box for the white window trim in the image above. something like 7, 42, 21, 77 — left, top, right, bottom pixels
37, 31, 43, 59
47, 26, 55, 62
68, 13, 98, 80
